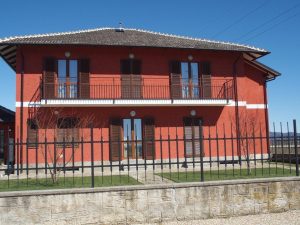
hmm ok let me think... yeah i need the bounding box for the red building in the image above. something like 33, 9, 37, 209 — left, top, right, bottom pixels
0, 28, 280, 165
0, 106, 15, 165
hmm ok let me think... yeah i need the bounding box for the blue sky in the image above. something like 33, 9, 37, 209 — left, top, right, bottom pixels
0, 0, 299, 125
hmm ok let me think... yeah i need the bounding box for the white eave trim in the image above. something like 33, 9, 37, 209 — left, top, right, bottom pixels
16, 99, 267, 109
227, 101, 267, 109
37, 99, 232, 107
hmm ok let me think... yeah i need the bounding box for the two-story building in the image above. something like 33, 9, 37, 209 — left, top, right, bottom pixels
0, 28, 279, 165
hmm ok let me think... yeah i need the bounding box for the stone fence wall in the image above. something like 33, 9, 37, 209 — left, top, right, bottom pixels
0, 177, 299, 225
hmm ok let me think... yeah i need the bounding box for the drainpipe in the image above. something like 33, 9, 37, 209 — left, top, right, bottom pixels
263, 79, 270, 158
20, 50, 25, 171
233, 54, 242, 164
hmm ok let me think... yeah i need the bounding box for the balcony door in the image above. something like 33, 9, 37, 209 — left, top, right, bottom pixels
43, 58, 89, 99
170, 61, 211, 99
181, 62, 199, 98
120, 59, 142, 99
57, 60, 78, 98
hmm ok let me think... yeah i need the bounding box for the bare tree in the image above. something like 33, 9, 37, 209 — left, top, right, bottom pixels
229, 107, 260, 173
31, 107, 96, 183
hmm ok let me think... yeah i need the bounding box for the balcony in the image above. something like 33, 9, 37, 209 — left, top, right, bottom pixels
39, 75, 234, 106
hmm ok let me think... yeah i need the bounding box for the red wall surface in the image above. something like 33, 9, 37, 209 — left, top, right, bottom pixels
16, 106, 268, 163
14, 45, 269, 163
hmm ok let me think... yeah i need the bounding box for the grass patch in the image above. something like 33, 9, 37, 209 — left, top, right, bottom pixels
158, 167, 296, 182
0, 175, 141, 192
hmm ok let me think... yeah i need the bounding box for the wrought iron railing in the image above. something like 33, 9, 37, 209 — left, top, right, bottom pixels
0, 120, 298, 191
41, 76, 234, 100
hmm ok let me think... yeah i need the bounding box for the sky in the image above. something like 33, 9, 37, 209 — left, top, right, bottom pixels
0, 0, 299, 126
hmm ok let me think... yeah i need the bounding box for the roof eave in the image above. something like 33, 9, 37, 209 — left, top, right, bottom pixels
0, 42, 269, 72
245, 59, 281, 82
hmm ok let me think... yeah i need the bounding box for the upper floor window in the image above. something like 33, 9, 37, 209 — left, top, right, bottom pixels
181, 62, 199, 98
43, 58, 90, 99
57, 60, 78, 98
170, 61, 211, 99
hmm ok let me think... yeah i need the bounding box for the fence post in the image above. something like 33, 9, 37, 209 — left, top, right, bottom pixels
293, 119, 299, 176
90, 125, 95, 187
199, 120, 204, 182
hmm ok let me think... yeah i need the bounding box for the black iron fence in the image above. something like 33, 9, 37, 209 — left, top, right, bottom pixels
0, 120, 299, 191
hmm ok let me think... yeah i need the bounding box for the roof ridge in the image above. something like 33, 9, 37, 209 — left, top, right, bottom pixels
0, 27, 267, 52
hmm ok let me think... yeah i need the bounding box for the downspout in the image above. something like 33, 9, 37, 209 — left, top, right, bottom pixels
233, 54, 242, 164
263, 79, 270, 158
20, 49, 24, 170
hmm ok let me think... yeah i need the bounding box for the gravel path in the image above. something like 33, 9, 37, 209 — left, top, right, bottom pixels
143, 210, 300, 225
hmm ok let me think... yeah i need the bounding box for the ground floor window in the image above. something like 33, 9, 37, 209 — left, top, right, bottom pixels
183, 117, 202, 158
110, 117, 155, 161
27, 119, 38, 148
56, 117, 80, 147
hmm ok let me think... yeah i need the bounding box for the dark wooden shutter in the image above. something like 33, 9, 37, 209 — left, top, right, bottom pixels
201, 62, 212, 98
183, 118, 202, 157
56, 117, 80, 147
143, 118, 155, 160
27, 119, 38, 148
79, 59, 90, 99
132, 59, 141, 75
183, 118, 193, 157
131, 74, 142, 99
132, 60, 142, 98
56, 128, 65, 143
170, 61, 182, 99
43, 58, 56, 99
121, 60, 131, 99
121, 59, 131, 74
121, 59, 141, 99
109, 118, 122, 161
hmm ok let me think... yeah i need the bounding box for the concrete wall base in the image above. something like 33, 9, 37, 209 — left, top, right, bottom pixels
0, 177, 299, 224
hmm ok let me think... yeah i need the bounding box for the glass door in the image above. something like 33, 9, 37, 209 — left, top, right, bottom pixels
57, 59, 78, 98
191, 63, 199, 98
69, 60, 78, 98
180, 62, 199, 98
181, 62, 189, 98
58, 60, 67, 98
123, 118, 142, 159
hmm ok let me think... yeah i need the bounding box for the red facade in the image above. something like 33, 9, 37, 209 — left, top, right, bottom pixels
11, 45, 275, 163
0, 28, 280, 165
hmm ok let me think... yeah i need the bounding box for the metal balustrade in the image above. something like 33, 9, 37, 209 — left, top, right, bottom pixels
41, 76, 234, 100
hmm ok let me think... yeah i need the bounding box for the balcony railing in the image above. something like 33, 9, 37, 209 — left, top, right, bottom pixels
41, 76, 233, 101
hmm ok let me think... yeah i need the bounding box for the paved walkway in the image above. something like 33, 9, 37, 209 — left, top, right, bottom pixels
142, 210, 300, 225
